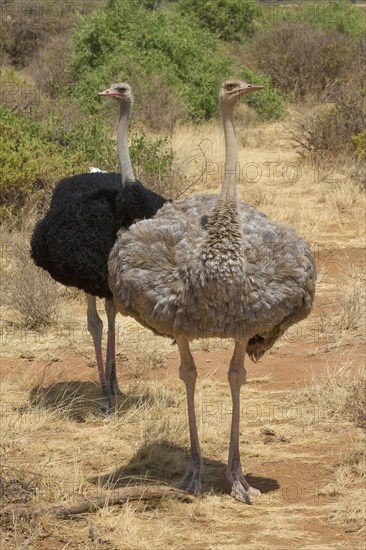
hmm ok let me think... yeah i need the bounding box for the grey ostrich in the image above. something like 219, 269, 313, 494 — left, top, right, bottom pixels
30, 84, 166, 407
108, 79, 316, 503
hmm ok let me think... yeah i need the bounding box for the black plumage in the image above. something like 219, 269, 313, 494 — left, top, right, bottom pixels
30, 81, 166, 406
30, 172, 167, 298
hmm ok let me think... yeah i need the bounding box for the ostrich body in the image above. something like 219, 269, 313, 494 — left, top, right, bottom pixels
108, 79, 316, 503
30, 84, 167, 406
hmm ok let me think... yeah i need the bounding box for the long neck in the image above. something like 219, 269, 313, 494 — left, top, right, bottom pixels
117, 101, 135, 184
199, 96, 243, 279
220, 101, 237, 200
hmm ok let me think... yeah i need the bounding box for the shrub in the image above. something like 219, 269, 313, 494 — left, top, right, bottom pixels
261, 0, 365, 37
0, 104, 186, 210
130, 133, 173, 185
303, 0, 366, 37
0, 106, 121, 205
288, 87, 366, 158
0, 0, 101, 68
68, 0, 284, 123
132, 73, 186, 132
0, 108, 85, 204
179, 0, 262, 41
0, 1, 68, 68
26, 33, 72, 98
38, 111, 117, 171
0, 67, 42, 114
1, 237, 60, 329
351, 131, 366, 159
129, 133, 196, 199
250, 22, 363, 100
68, 0, 233, 122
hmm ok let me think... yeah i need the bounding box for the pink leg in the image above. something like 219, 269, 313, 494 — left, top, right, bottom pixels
95, 347, 105, 388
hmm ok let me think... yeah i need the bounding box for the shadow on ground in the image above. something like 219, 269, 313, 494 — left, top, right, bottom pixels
29, 381, 103, 421
89, 440, 279, 497
28, 381, 171, 422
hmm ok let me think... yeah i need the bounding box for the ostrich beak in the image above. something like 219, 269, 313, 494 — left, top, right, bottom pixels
239, 83, 263, 95
98, 88, 120, 98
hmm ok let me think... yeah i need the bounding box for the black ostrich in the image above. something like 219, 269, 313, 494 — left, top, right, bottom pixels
30, 83, 167, 406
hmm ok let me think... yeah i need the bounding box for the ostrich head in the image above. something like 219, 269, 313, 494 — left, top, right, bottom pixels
220, 79, 262, 106
98, 83, 133, 106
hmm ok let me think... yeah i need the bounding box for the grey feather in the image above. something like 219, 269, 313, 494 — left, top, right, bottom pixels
108, 193, 316, 360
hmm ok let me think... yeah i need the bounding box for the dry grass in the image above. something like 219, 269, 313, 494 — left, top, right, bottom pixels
311, 265, 366, 344
293, 362, 366, 429
334, 267, 366, 334
1, 229, 60, 329
1, 349, 365, 548
322, 439, 366, 533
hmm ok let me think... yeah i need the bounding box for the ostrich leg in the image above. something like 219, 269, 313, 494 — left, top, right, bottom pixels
104, 298, 121, 397
227, 341, 261, 504
175, 335, 203, 495
86, 293, 111, 407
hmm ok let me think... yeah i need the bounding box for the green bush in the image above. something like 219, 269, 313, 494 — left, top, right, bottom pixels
68, 0, 233, 121
68, 0, 283, 122
261, 0, 365, 37
179, 0, 262, 41
130, 133, 173, 182
39, 112, 117, 171
0, 108, 87, 202
129, 132, 190, 198
303, 0, 365, 37
0, 105, 184, 208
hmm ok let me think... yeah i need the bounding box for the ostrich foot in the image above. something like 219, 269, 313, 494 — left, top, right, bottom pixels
97, 384, 114, 414
230, 480, 260, 504
174, 458, 203, 495
227, 467, 261, 505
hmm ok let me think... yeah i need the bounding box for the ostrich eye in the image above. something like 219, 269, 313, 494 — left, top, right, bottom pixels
116, 87, 127, 93
225, 83, 237, 91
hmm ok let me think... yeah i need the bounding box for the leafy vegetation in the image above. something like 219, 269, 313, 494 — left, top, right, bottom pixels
303, 0, 366, 37
351, 131, 366, 159
130, 133, 173, 183
0, 108, 87, 201
0, 105, 179, 209
68, 0, 233, 121
68, 0, 282, 122
179, 0, 262, 41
